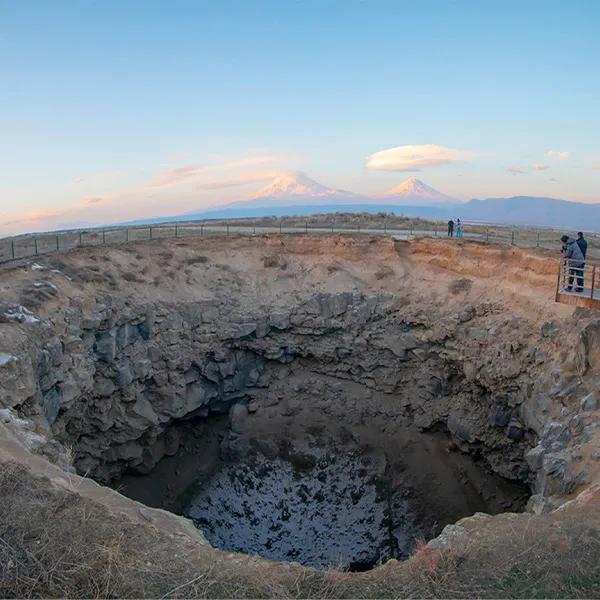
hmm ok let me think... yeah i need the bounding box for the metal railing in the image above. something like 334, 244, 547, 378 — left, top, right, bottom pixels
0, 219, 596, 265
556, 259, 600, 308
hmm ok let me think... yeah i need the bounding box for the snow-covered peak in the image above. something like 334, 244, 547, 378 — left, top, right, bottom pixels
382, 177, 457, 205
251, 172, 339, 199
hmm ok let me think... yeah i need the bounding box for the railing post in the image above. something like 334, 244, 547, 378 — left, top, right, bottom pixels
11, 240, 15, 260
174, 224, 178, 238
227, 224, 230, 237
358, 223, 361, 233
126, 228, 129, 242
149, 227, 153, 240
279, 221, 282, 234
102, 230, 106, 244
384, 218, 387, 235
79, 231, 83, 246
201, 224, 204, 237
305, 221, 308, 234
34, 237, 38, 255
511, 230, 515, 245
56, 235, 59, 251
434, 223, 437, 237
556, 261, 564, 298
591, 265, 596, 300
536, 232, 540, 247
486, 227, 489, 243
331, 220, 334, 233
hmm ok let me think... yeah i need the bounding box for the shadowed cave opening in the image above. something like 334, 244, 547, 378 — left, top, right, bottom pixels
109, 388, 530, 571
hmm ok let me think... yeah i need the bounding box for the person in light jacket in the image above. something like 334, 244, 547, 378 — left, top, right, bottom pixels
455, 218, 463, 239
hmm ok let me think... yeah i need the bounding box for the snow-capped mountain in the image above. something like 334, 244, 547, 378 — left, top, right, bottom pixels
216, 172, 366, 209
381, 177, 458, 206
250, 172, 337, 198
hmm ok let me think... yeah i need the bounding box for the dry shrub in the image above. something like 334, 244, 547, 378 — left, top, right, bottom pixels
262, 256, 288, 270
375, 265, 394, 280
185, 255, 209, 265
262, 256, 279, 268
448, 278, 472, 294
122, 272, 141, 283
410, 538, 441, 575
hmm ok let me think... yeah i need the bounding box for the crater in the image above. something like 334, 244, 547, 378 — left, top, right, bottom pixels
1, 234, 598, 596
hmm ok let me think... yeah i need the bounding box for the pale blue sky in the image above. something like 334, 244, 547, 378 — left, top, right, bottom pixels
1, 0, 599, 233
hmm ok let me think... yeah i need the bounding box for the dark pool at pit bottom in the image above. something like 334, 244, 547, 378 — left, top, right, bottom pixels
182, 440, 528, 570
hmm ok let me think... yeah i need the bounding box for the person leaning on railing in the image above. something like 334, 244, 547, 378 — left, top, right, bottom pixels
561, 234, 585, 293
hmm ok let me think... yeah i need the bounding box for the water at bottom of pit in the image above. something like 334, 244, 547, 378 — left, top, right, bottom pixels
113, 417, 529, 571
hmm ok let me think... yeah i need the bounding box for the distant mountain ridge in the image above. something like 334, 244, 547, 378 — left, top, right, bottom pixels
119, 172, 600, 231
458, 196, 600, 230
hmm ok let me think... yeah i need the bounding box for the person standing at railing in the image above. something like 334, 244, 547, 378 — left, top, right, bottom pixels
455, 219, 463, 239
577, 232, 588, 293
561, 234, 585, 292
447, 219, 454, 237
577, 232, 588, 260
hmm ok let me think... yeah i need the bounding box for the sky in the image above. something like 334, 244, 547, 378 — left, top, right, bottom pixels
1, 0, 599, 235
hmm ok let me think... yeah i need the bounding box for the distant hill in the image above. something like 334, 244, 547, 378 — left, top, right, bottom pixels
457, 196, 600, 230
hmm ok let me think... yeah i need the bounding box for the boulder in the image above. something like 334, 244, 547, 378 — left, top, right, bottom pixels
525, 444, 545, 470
581, 392, 599, 412
229, 403, 248, 434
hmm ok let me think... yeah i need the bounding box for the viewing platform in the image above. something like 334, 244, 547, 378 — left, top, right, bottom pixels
556, 259, 600, 309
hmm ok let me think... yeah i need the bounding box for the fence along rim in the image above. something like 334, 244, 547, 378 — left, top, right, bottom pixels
0, 221, 596, 265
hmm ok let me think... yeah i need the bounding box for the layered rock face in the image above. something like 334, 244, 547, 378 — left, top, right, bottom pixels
0, 235, 598, 516
6, 291, 537, 483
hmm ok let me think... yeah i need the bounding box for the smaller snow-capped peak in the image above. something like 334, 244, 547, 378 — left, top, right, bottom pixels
251, 172, 337, 198
382, 177, 457, 205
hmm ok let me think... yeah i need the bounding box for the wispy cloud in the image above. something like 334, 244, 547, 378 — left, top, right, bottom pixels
545, 150, 570, 160
199, 173, 278, 190
366, 144, 476, 172
0, 150, 299, 235
507, 166, 525, 175
149, 164, 203, 187
532, 163, 550, 171
148, 155, 284, 188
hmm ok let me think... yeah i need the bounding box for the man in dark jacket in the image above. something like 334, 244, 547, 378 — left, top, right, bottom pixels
447, 219, 454, 237
561, 234, 585, 292
577, 232, 588, 259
